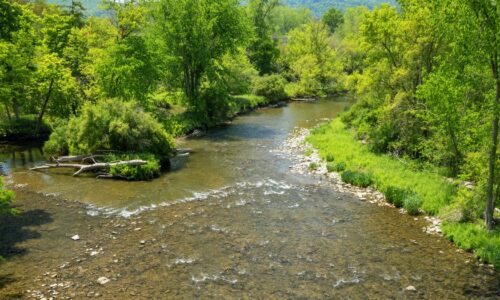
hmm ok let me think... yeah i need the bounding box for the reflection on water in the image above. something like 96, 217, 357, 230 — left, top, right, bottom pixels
1, 99, 351, 210
0, 98, 499, 298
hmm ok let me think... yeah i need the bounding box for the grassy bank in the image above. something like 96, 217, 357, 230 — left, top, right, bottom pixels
307, 118, 499, 267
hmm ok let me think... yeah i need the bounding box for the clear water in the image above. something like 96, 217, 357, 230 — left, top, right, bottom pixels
0, 99, 498, 299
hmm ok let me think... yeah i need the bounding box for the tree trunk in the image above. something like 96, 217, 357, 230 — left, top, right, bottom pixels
485, 60, 499, 230
30, 159, 147, 177
4, 103, 11, 122
11, 98, 20, 121
36, 78, 55, 136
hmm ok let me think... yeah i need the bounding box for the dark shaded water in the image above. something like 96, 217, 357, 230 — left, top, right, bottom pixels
0, 99, 498, 299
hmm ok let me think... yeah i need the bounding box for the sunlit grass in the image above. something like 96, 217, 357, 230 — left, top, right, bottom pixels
308, 119, 454, 215
308, 118, 500, 267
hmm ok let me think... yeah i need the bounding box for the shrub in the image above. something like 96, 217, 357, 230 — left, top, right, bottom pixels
341, 170, 373, 187
252, 74, 288, 103
327, 162, 346, 173
107, 153, 161, 181
404, 193, 422, 215
384, 186, 409, 208
44, 99, 175, 160
325, 153, 335, 162
309, 162, 319, 171
0, 177, 14, 215
442, 222, 500, 268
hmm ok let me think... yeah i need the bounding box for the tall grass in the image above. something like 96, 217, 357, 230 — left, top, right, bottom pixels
307, 118, 500, 267
308, 119, 454, 215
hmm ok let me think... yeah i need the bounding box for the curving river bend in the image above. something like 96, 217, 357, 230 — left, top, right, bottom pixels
0, 99, 498, 299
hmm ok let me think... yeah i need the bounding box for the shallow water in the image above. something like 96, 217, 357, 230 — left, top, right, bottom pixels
0, 99, 498, 299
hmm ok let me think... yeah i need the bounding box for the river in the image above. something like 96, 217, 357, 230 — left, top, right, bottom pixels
0, 99, 498, 299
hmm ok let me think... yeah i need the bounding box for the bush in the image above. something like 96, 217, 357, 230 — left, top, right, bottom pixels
341, 170, 373, 187
0, 177, 14, 215
404, 193, 422, 215
442, 222, 500, 268
384, 186, 409, 208
44, 99, 175, 160
327, 162, 346, 172
252, 74, 288, 103
325, 153, 335, 162
309, 162, 319, 171
107, 153, 161, 181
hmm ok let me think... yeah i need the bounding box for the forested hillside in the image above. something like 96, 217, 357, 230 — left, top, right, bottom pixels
282, 0, 397, 16
47, 0, 397, 16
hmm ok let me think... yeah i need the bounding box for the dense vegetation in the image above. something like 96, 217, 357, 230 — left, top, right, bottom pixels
307, 0, 499, 266
0, 0, 498, 266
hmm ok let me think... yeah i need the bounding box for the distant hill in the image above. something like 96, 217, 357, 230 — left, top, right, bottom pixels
46, 0, 397, 17
282, 0, 397, 16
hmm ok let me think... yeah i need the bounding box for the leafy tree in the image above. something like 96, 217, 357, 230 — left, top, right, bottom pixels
285, 22, 341, 96
44, 99, 175, 159
269, 5, 313, 36
33, 51, 80, 133
322, 7, 344, 33
247, 0, 280, 75
154, 0, 250, 120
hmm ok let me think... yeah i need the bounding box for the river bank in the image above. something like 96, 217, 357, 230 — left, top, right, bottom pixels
1, 100, 499, 299
299, 118, 500, 268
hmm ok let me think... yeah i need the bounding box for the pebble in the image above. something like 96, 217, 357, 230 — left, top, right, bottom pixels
97, 277, 110, 285
71, 235, 80, 241
406, 285, 416, 291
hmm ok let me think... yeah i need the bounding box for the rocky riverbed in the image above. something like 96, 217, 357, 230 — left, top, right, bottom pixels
274, 127, 452, 241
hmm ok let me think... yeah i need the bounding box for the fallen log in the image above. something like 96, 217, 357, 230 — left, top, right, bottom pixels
30, 159, 147, 177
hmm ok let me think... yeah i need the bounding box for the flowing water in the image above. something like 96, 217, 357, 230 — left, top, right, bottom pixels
0, 99, 498, 299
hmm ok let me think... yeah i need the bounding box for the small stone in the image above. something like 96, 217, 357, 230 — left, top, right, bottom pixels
97, 277, 110, 285
140, 240, 146, 245
406, 285, 416, 291
134, 228, 141, 231
71, 235, 80, 241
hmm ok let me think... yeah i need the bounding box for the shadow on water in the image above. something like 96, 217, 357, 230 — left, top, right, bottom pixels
0, 209, 53, 259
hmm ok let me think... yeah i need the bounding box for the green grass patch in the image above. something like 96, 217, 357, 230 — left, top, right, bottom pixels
105, 153, 161, 181
309, 162, 319, 171
403, 193, 422, 215
442, 222, 500, 268
325, 153, 335, 162
326, 162, 346, 173
340, 170, 373, 188
308, 118, 499, 267
304, 149, 313, 157
308, 119, 454, 215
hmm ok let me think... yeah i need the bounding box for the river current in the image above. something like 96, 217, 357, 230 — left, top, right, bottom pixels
0, 99, 498, 299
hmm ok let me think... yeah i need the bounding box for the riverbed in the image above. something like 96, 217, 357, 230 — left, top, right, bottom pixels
0, 99, 498, 299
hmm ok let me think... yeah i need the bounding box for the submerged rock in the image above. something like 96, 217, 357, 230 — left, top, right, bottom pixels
97, 277, 110, 285
71, 235, 80, 241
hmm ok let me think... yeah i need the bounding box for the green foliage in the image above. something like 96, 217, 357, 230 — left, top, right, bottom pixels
326, 162, 346, 172
403, 193, 422, 215
252, 74, 288, 103
340, 170, 373, 187
269, 5, 313, 36
308, 162, 319, 171
308, 119, 454, 215
384, 186, 409, 208
325, 153, 335, 162
284, 22, 342, 97
322, 7, 344, 33
442, 222, 500, 268
44, 99, 175, 159
107, 153, 161, 181
281, 0, 396, 17
154, 0, 251, 116
0, 176, 14, 216
247, 0, 280, 75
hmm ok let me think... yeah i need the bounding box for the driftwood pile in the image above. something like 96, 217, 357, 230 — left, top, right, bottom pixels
30, 155, 146, 179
